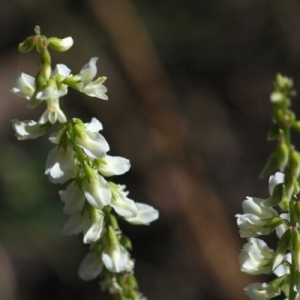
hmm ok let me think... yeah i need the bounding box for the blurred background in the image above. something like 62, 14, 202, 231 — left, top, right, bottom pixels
1, 0, 300, 299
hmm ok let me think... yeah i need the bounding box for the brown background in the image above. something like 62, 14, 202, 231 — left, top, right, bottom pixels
0, 0, 299, 299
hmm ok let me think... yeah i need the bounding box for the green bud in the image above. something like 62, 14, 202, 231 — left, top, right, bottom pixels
125, 275, 138, 288
292, 230, 300, 271
270, 91, 285, 103
276, 73, 293, 90
285, 171, 294, 201
277, 141, 289, 172
293, 121, 300, 133
273, 228, 291, 271
18, 37, 35, 53
84, 165, 96, 182
120, 235, 132, 250
290, 149, 300, 178
292, 201, 300, 224
108, 226, 118, 244
110, 215, 119, 230
259, 152, 279, 179
73, 124, 84, 139
35, 71, 47, 90
272, 107, 284, 123
262, 184, 285, 207
267, 125, 282, 141
62, 75, 81, 89
48, 37, 73, 52
265, 275, 287, 297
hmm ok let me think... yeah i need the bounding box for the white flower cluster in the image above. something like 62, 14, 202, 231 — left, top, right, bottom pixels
11, 56, 108, 133
11, 30, 159, 299
236, 172, 300, 299
42, 117, 159, 279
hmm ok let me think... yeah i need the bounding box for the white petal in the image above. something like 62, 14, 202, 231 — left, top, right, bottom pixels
102, 244, 129, 273
83, 211, 104, 244
45, 146, 76, 184
59, 181, 85, 215
76, 131, 109, 159
53, 64, 72, 78
99, 155, 130, 177
269, 172, 285, 195
84, 117, 103, 132
83, 174, 111, 209
78, 252, 103, 281
62, 213, 87, 236
11, 119, 46, 140
10, 71, 35, 99
79, 57, 98, 86
125, 202, 159, 225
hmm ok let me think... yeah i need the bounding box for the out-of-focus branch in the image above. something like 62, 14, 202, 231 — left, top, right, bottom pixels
88, 0, 251, 298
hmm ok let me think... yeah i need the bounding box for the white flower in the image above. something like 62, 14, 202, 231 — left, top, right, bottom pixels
236, 197, 278, 237
78, 57, 98, 87
83, 172, 111, 209
274, 253, 291, 277
125, 202, 159, 225
36, 87, 67, 124
78, 251, 103, 281
45, 145, 76, 184
110, 185, 138, 218
62, 209, 104, 244
74, 58, 108, 100
276, 213, 289, 239
239, 238, 274, 275
49, 37, 74, 52
10, 71, 35, 100
244, 282, 279, 300
80, 77, 108, 100
11, 119, 46, 140
97, 155, 130, 177
269, 172, 285, 195
102, 243, 129, 273
75, 118, 109, 159
59, 181, 85, 215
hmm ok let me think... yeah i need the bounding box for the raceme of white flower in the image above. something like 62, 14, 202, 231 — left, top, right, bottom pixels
237, 74, 300, 300
11, 27, 159, 300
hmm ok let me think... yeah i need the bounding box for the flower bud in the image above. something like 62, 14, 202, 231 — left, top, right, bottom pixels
277, 141, 289, 172
259, 152, 279, 179
273, 228, 291, 271
263, 183, 285, 207
48, 37, 73, 52
267, 125, 282, 141
120, 235, 132, 250
18, 37, 35, 53
293, 121, 300, 133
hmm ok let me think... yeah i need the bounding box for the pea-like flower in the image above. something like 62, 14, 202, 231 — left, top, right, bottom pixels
124, 202, 159, 225
75, 118, 109, 159
239, 238, 274, 275
59, 181, 85, 215
96, 155, 131, 177
45, 145, 76, 184
36, 87, 67, 124
110, 184, 138, 218
102, 243, 129, 273
82, 172, 111, 209
244, 282, 279, 300
10, 71, 35, 100
11, 119, 46, 140
63, 209, 104, 244
269, 172, 284, 195
78, 251, 103, 281
236, 197, 278, 238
